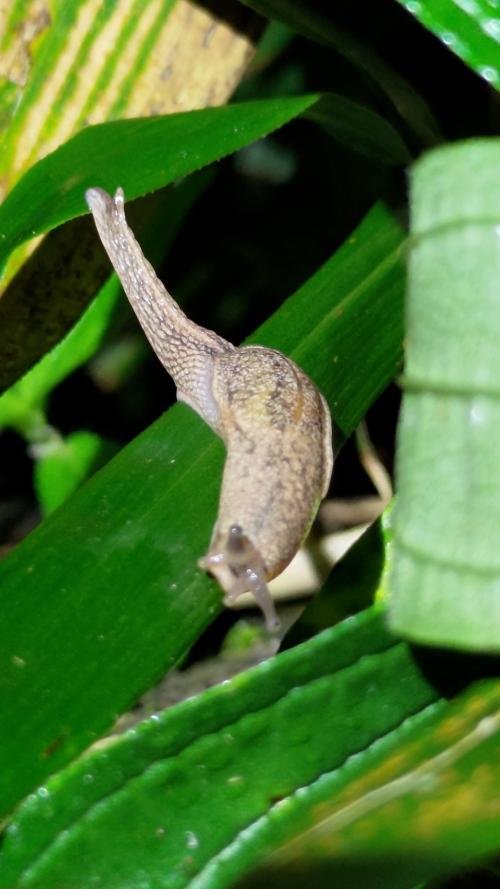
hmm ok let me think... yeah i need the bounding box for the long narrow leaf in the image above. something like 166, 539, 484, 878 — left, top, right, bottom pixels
0, 93, 408, 270
0, 93, 408, 390
395, 0, 500, 88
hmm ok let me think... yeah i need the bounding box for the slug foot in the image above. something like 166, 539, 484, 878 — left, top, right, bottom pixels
199, 525, 280, 633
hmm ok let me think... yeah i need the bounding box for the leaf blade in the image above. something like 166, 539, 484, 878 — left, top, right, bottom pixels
395, 0, 500, 89
0, 608, 438, 888
0, 92, 408, 271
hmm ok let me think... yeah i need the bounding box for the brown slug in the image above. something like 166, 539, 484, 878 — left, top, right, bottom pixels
85, 187, 333, 632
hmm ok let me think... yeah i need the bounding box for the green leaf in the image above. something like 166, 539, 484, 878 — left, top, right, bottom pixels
0, 607, 441, 889
395, 0, 500, 89
0, 93, 409, 273
388, 139, 500, 652
237, 0, 441, 146
0, 202, 406, 817
233, 680, 500, 889
305, 95, 411, 166
33, 430, 117, 515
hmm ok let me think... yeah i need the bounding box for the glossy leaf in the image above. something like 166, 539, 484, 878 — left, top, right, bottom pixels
237, 0, 441, 145
396, 0, 500, 89
388, 139, 500, 653
0, 202, 406, 817
2, 608, 498, 889
234, 680, 500, 889
0, 92, 407, 393
0, 607, 440, 888
0, 92, 409, 273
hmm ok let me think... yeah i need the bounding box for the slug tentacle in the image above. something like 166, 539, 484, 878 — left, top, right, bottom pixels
86, 187, 333, 632
198, 525, 280, 633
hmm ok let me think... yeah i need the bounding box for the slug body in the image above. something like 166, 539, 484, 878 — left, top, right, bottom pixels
85, 187, 333, 631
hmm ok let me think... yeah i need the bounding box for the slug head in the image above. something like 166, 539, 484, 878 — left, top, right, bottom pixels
198, 525, 280, 634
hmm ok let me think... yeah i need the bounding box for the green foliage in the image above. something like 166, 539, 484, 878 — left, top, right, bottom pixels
0, 3, 499, 888
396, 0, 500, 88
0, 93, 408, 271
388, 141, 500, 651
0, 608, 442, 888
0, 203, 405, 817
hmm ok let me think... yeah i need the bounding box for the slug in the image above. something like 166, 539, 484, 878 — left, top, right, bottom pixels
85, 187, 333, 632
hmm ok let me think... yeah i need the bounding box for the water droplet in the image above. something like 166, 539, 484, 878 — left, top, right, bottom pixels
405, 0, 421, 12
83, 773, 94, 785
441, 31, 455, 46
38, 786, 50, 799
227, 774, 245, 790
454, 0, 480, 13
12, 655, 26, 668
483, 17, 500, 39
179, 149, 188, 160
480, 65, 499, 82
469, 400, 485, 426
185, 830, 199, 849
